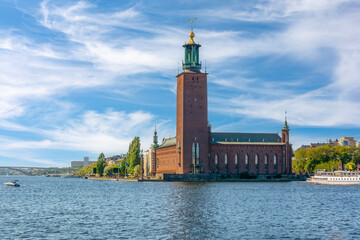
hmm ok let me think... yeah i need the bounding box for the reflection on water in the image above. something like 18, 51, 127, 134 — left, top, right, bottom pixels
1, 176, 360, 239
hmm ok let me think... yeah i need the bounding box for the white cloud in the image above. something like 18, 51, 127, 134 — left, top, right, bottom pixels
203, 0, 360, 127
0, 109, 174, 166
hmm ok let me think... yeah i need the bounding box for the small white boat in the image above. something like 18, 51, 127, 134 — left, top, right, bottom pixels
307, 170, 360, 185
4, 180, 20, 187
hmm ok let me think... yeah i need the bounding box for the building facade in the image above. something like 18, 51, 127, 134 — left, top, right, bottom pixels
145, 27, 292, 178
71, 157, 96, 168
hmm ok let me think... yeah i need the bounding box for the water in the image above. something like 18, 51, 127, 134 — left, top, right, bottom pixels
1, 176, 359, 239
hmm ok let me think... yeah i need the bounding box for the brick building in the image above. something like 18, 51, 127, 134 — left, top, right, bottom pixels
144, 27, 292, 178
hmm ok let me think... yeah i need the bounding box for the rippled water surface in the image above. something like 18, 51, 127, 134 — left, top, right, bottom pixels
1, 176, 359, 239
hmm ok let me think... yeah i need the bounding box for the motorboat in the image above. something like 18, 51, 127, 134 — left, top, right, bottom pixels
4, 180, 20, 187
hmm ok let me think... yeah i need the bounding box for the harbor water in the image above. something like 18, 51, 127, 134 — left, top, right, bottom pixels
1, 176, 359, 239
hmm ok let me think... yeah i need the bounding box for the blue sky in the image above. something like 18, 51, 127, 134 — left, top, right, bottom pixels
1, 0, 359, 167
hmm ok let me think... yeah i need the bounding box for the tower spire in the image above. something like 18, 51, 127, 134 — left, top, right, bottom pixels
187, 18, 197, 44
283, 111, 289, 130
183, 18, 201, 73
153, 125, 158, 146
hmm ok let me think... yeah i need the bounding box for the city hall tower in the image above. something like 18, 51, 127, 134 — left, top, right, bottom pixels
175, 25, 209, 174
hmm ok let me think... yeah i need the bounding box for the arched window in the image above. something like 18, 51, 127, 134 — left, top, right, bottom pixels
235, 153, 238, 173
215, 154, 219, 173
274, 154, 277, 165
255, 153, 259, 173
192, 143, 195, 162
196, 143, 200, 165
245, 153, 248, 165
264, 154, 268, 165
264, 154, 268, 174
224, 153, 228, 174
274, 154, 277, 174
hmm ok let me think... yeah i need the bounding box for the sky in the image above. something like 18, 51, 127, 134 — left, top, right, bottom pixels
0, 0, 359, 167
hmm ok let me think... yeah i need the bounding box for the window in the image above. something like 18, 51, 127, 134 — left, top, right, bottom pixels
274, 154, 277, 173
245, 153, 249, 172
196, 143, 200, 165
255, 154, 259, 173
192, 143, 195, 164
235, 154, 238, 173
264, 154, 268, 174
225, 153, 228, 174
215, 154, 219, 173
274, 154, 277, 165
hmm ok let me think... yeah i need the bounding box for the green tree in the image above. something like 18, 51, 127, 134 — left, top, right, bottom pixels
345, 162, 356, 170
78, 163, 97, 176
294, 145, 360, 173
96, 152, 106, 176
103, 165, 114, 177
125, 137, 141, 173
133, 164, 141, 177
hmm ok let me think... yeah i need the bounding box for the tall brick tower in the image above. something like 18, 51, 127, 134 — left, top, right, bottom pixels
175, 24, 209, 174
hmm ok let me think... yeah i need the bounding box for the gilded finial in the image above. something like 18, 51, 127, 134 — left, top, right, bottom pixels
187, 18, 197, 44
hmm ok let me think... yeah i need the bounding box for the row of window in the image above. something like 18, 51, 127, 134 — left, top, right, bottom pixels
214, 153, 278, 165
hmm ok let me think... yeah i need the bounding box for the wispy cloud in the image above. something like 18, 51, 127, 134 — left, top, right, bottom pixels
0, 109, 173, 166
203, 0, 360, 127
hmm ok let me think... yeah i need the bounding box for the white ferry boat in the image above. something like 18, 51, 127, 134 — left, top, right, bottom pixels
307, 170, 360, 185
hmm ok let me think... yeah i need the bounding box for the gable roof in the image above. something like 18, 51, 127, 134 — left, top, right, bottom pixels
158, 137, 176, 148
211, 132, 281, 144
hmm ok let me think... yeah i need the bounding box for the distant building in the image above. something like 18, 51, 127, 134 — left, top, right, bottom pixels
71, 157, 96, 168
296, 137, 360, 151
143, 128, 159, 178
339, 137, 356, 146
106, 155, 126, 165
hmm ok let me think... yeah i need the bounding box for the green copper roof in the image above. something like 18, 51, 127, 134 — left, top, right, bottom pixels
158, 137, 176, 149
211, 132, 281, 144
282, 119, 289, 130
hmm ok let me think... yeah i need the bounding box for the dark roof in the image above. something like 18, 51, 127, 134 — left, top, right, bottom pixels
211, 132, 281, 144
158, 137, 176, 148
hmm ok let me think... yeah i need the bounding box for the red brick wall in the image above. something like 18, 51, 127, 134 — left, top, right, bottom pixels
210, 144, 287, 175
155, 145, 177, 174
176, 72, 209, 174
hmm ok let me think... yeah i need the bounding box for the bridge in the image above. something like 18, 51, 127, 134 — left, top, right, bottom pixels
0, 166, 78, 176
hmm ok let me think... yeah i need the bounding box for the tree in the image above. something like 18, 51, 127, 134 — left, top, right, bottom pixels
96, 152, 106, 176
98, 152, 106, 162
294, 145, 360, 173
345, 162, 356, 170
125, 137, 141, 173
133, 164, 141, 177
78, 163, 97, 176
103, 165, 114, 177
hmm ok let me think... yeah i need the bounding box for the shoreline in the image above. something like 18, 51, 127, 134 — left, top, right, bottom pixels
85, 176, 306, 183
